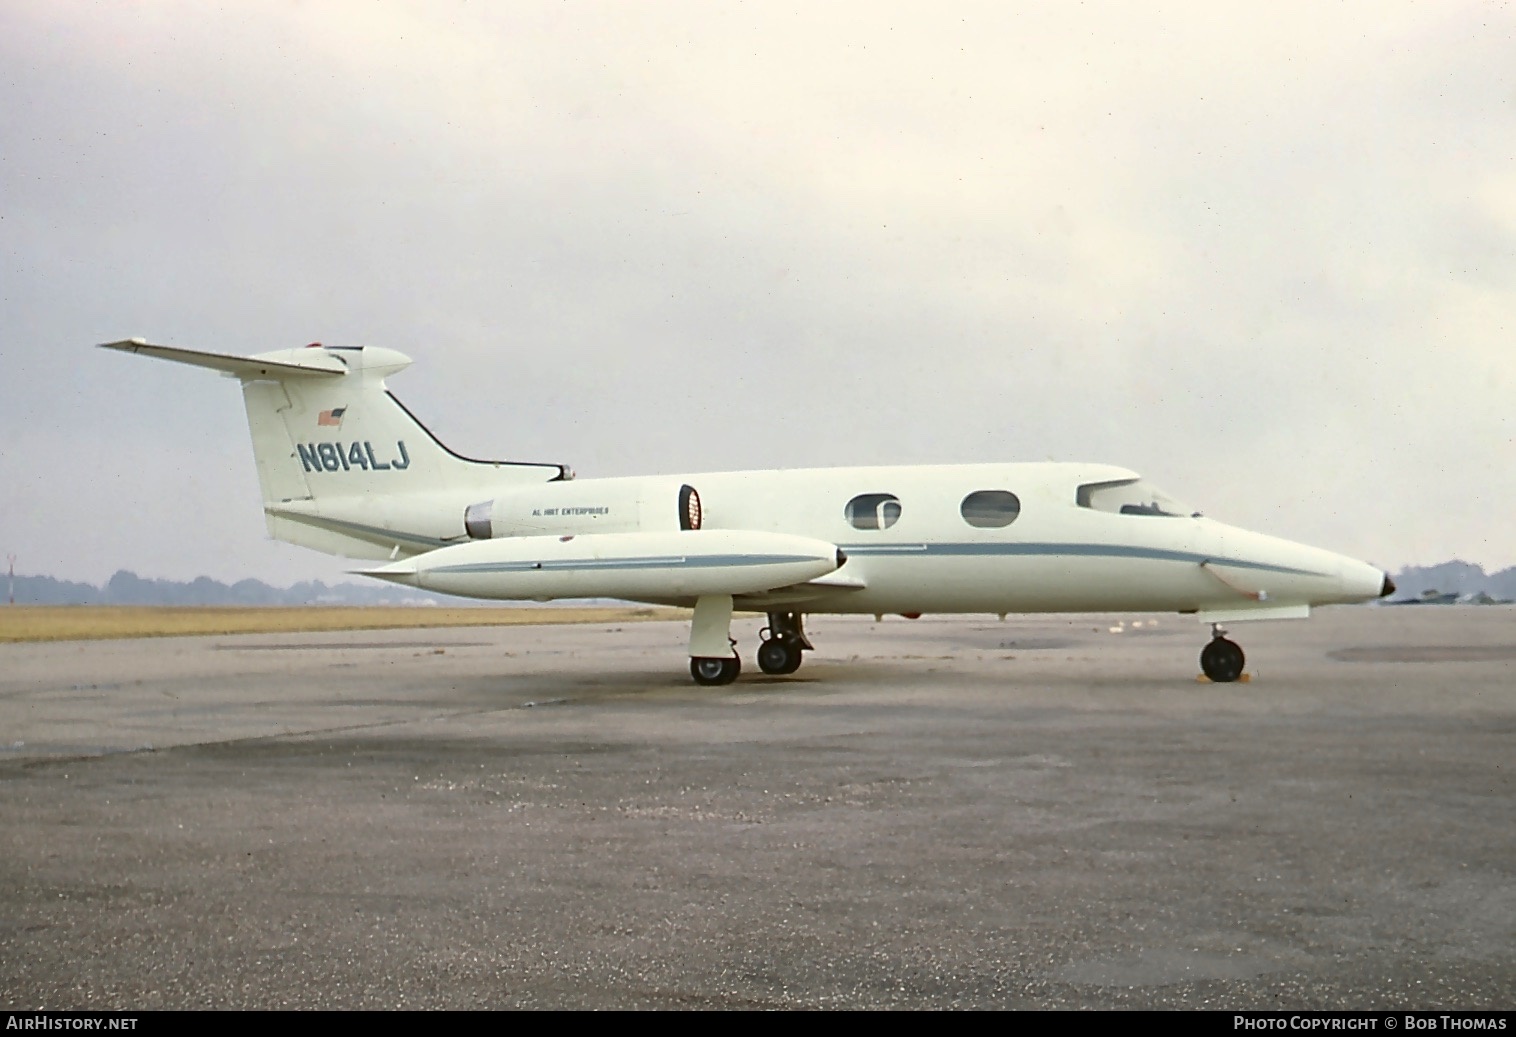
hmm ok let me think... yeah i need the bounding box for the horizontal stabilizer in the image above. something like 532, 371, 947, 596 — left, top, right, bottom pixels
100, 339, 346, 379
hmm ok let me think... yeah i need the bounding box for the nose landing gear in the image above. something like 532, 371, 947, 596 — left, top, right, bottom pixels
1200, 625, 1246, 683
756, 611, 811, 675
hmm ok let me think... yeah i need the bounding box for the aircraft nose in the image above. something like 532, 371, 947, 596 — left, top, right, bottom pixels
1380, 573, 1396, 598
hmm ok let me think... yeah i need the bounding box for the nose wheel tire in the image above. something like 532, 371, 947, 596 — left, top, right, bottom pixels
691, 656, 741, 686
1200, 637, 1246, 683
757, 638, 804, 676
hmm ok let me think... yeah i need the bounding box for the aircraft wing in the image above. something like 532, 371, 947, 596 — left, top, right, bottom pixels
100, 339, 346, 378
732, 570, 867, 610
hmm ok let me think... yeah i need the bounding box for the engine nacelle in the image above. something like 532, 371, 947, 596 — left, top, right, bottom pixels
464, 478, 701, 540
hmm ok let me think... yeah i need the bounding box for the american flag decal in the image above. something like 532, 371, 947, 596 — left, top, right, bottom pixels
317, 407, 346, 427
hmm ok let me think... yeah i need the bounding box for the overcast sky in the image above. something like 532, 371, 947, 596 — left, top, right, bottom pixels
2, 1, 1512, 586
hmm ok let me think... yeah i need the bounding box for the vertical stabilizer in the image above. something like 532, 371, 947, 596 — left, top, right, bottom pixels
101, 340, 571, 559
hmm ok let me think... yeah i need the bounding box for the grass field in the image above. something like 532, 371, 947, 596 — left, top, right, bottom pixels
0, 605, 689, 643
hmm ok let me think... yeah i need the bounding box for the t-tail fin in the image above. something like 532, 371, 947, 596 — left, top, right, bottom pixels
101, 339, 571, 559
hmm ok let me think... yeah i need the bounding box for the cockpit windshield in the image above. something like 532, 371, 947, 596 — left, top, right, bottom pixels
1076, 478, 1200, 518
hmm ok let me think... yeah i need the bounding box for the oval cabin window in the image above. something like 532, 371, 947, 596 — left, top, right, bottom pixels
845, 493, 902, 530
960, 490, 1021, 528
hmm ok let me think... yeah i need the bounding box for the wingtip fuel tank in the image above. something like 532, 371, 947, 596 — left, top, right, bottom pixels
361, 529, 844, 603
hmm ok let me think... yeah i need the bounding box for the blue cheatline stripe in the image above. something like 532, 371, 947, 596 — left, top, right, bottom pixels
431, 553, 824, 576
837, 541, 1331, 578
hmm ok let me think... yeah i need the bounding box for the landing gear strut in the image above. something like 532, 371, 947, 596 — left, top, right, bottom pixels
688, 594, 740, 686
756, 611, 810, 675
1200, 625, 1246, 683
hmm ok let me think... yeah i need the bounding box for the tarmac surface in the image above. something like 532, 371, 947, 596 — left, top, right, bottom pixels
1, 606, 1512, 1009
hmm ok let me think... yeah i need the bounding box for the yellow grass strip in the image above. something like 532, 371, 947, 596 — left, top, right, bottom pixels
0, 605, 689, 643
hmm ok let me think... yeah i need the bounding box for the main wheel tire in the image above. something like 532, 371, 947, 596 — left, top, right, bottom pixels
779, 645, 803, 675
756, 638, 803, 676
690, 655, 741, 686
1200, 637, 1246, 683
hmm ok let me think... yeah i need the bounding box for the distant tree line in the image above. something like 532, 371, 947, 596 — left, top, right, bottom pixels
6, 570, 469, 607
1386, 561, 1516, 603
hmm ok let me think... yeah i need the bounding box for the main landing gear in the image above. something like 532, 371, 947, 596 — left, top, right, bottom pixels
688, 594, 741, 686
756, 611, 811, 676
1200, 625, 1246, 683
687, 600, 814, 686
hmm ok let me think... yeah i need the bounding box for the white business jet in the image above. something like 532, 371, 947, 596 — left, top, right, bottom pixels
103, 339, 1394, 685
